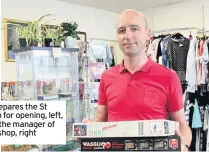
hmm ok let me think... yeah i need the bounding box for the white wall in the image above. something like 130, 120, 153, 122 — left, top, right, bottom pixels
141, 0, 207, 34
1, 0, 119, 82
204, 0, 209, 31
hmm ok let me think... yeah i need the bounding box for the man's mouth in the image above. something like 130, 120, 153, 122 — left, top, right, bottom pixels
124, 43, 135, 46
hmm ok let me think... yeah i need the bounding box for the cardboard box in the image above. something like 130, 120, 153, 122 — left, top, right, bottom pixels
73, 120, 179, 138
81, 135, 181, 151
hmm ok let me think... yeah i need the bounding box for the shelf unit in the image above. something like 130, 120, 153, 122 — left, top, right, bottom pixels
14, 47, 81, 151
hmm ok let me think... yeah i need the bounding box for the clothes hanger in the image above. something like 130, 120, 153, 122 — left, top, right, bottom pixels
171, 32, 184, 39
196, 34, 203, 40
201, 34, 205, 40
189, 31, 193, 39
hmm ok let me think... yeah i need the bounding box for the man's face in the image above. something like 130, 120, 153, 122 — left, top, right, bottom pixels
116, 12, 149, 57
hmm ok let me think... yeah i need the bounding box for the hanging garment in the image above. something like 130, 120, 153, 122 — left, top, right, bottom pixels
203, 107, 209, 131
182, 89, 187, 105
200, 38, 209, 84
196, 40, 201, 84
196, 129, 201, 151
189, 106, 197, 151
186, 38, 197, 93
158, 56, 163, 65
185, 100, 190, 125
167, 37, 190, 81
199, 107, 206, 151
147, 38, 161, 62
197, 40, 204, 85
202, 106, 209, 151
192, 99, 202, 128
156, 39, 162, 63
158, 41, 163, 65
161, 36, 170, 67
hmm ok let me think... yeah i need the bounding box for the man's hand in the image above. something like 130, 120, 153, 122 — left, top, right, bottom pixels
170, 109, 192, 149
175, 129, 189, 151
82, 118, 97, 123
82, 118, 90, 123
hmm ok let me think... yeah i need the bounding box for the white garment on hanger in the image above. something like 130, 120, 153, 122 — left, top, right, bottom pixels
147, 38, 161, 62
186, 38, 198, 93
200, 38, 209, 84
158, 41, 163, 65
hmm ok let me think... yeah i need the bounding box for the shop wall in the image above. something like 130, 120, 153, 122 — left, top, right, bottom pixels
142, 0, 208, 32
1, 0, 119, 82
151, 0, 205, 31
204, 0, 209, 31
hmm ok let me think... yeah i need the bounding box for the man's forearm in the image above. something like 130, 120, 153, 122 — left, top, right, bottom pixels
180, 123, 192, 146
90, 105, 108, 122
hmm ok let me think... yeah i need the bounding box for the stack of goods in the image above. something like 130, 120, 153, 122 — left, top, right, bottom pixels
73, 120, 181, 151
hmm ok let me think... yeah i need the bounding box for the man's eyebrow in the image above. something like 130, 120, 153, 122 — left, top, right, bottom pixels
117, 25, 141, 31
129, 24, 140, 28
117, 26, 125, 30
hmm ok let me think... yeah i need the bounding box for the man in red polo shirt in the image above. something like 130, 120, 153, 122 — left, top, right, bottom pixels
83, 9, 192, 151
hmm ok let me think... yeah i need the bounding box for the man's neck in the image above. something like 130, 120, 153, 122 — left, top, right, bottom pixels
124, 53, 148, 74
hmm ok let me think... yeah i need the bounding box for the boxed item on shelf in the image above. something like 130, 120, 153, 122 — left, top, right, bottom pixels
73, 120, 179, 138
80, 135, 181, 151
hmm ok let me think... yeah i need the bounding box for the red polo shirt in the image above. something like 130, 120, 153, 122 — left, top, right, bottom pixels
98, 58, 183, 122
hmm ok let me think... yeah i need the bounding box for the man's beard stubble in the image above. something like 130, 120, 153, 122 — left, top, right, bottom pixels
123, 45, 146, 57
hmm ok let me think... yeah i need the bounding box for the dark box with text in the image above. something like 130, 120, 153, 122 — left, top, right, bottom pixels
81, 135, 181, 151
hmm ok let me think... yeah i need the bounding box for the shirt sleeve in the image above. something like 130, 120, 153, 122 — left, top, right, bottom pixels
167, 71, 184, 112
97, 74, 107, 105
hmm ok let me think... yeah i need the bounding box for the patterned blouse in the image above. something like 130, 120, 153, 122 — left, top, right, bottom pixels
167, 37, 190, 81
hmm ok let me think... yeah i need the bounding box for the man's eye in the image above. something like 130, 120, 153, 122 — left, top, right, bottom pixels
118, 29, 125, 34
132, 28, 138, 31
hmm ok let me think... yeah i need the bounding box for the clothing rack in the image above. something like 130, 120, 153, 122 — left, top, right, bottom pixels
152, 27, 203, 34
197, 30, 209, 34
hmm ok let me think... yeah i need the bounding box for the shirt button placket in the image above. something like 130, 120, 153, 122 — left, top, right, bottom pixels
130, 75, 133, 81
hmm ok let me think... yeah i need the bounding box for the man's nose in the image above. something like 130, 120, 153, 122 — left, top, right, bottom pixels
125, 29, 133, 39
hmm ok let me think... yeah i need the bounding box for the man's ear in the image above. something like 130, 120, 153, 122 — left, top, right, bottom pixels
146, 28, 152, 40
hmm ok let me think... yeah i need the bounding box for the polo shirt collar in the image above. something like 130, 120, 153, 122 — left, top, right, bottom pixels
119, 57, 155, 73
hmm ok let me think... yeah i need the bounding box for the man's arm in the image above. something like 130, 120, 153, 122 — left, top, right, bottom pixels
90, 105, 108, 122
167, 71, 192, 149
170, 108, 192, 147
